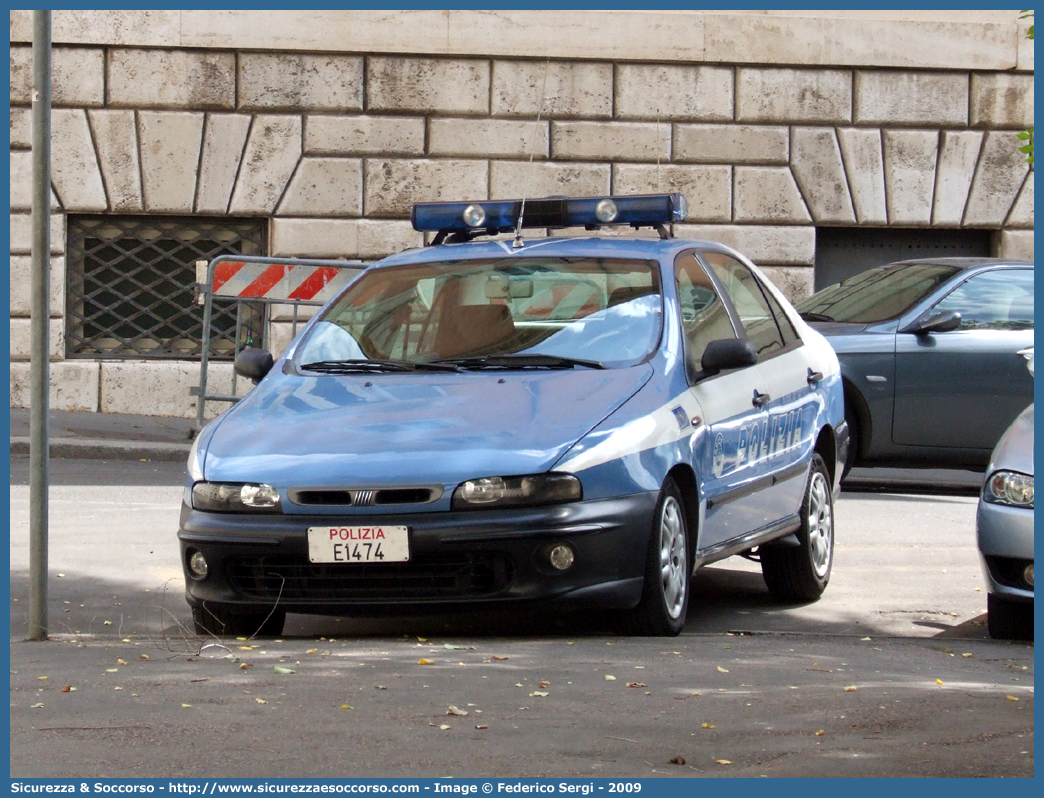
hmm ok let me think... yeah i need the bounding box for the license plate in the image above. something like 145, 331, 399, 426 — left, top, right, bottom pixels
307, 526, 409, 563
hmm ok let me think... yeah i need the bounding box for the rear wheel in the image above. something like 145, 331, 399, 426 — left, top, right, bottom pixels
624, 477, 691, 636
192, 605, 286, 638
761, 453, 834, 602
987, 594, 1033, 641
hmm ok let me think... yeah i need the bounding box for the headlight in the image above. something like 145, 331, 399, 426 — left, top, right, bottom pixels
187, 433, 204, 482
192, 482, 281, 513
983, 470, 1034, 508
452, 473, 581, 510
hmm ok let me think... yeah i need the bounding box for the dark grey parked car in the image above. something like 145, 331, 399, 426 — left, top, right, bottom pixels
796, 258, 1034, 476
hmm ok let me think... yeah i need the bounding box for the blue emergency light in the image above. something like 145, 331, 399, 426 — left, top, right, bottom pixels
411, 193, 689, 243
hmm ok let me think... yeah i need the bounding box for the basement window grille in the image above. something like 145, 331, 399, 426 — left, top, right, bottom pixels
66, 216, 266, 360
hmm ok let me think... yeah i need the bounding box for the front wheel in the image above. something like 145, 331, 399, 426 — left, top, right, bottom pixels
761, 453, 834, 602
623, 477, 691, 636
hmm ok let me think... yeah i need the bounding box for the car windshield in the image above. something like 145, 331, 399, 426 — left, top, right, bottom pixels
796, 262, 961, 324
294, 257, 663, 370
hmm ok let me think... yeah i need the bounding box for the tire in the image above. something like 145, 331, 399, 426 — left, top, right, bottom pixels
841, 403, 858, 482
192, 605, 286, 638
987, 593, 1033, 641
623, 477, 691, 637
761, 453, 834, 603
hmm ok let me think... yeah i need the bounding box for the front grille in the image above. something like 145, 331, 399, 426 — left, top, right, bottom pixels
227, 552, 514, 601
288, 487, 440, 506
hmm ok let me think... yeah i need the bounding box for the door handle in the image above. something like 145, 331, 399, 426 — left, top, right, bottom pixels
752, 389, 771, 407
806, 368, 824, 385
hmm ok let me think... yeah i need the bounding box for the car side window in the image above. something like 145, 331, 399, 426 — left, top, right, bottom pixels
931, 269, 1034, 331
701, 252, 786, 358
674, 252, 739, 382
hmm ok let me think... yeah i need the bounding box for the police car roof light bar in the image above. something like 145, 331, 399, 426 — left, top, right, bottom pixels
412, 193, 689, 245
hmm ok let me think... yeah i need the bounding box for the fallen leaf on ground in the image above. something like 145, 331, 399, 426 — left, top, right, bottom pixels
627, 682, 646, 688
116, 658, 128, 666
491, 655, 509, 661
717, 666, 729, 673
340, 704, 353, 710
529, 691, 549, 697
103, 621, 112, 626
439, 724, 451, 731
306, 649, 317, 654
105, 669, 118, 673
447, 705, 469, 716
139, 655, 149, 660
860, 637, 871, 642
30, 703, 44, 708
61, 686, 73, 693
238, 646, 254, 651
538, 681, 551, 688
1007, 695, 1019, 702
604, 675, 616, 681
701, 723, 715, 729
843, 686, 857, 692
475, 724, 488, 730
716, 759, 732, 765
375, 685, 387, 690
418, 658, 435, 665
444, 643, 475, 650
669, 756, 686, 765
57, 574, 65, 578
962, 653, 973, 658
273, 665, 296, 674
255, 698, 267, 704
515, 683, 524, 687
936, 679, 943, 685
239, 663, 251, 670
37, 676, 48, 681
815, 730, 825, 736
181, 703, 192, 708
417, 637, 428, 642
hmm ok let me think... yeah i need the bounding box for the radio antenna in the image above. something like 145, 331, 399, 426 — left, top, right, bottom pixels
513, 58, 553, 249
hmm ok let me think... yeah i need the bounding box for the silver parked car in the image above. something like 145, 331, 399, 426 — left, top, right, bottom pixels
977, 348, 1034, 640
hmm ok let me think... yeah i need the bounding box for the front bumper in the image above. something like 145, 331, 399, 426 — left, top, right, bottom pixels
178, 492, 658, 616
976, 499, 1034, 602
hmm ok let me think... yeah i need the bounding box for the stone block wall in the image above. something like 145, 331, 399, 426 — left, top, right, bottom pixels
8, 10, 1034, 417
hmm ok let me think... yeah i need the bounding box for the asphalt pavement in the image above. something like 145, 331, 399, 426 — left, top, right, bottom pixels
9, 408, 1028, 779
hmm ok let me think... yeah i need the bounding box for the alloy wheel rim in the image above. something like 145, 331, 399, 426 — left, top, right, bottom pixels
808, 472, 833, 578
659, 495, 687, 619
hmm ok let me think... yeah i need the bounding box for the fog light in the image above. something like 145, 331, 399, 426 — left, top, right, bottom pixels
1024, 563, 1034, 588
549, 544, 575, 571
187, 549, 209, 580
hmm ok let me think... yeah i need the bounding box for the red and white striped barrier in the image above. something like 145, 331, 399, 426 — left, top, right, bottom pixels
211, 259, 360, 303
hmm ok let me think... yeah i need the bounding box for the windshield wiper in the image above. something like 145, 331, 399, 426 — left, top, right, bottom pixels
799, 311, 835, 323
431, 354, 605, 371
300, 359, 460, 374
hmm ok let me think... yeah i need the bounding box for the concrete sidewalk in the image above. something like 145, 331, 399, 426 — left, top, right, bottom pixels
10, 407, 195, 462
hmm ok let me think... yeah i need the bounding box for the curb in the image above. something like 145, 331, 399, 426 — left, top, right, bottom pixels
10, 437, 191, 462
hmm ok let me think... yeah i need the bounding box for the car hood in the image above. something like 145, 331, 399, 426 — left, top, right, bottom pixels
202, 365, 653, 487
989, 404, 1034, 477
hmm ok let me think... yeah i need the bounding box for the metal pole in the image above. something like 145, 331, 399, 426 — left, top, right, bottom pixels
28, 10, 52, 641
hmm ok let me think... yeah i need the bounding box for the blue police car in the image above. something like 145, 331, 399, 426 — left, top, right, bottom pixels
181, 194, 848, 637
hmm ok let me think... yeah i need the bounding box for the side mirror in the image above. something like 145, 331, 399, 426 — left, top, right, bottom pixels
700, 338, 758, 376
234, 347, 274, 384
902, 309, 962, 335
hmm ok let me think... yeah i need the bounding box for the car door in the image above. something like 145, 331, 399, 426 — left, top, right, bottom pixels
893, 267, 1034, 450
699, 251, 822, 535
674, 251, 769, 551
